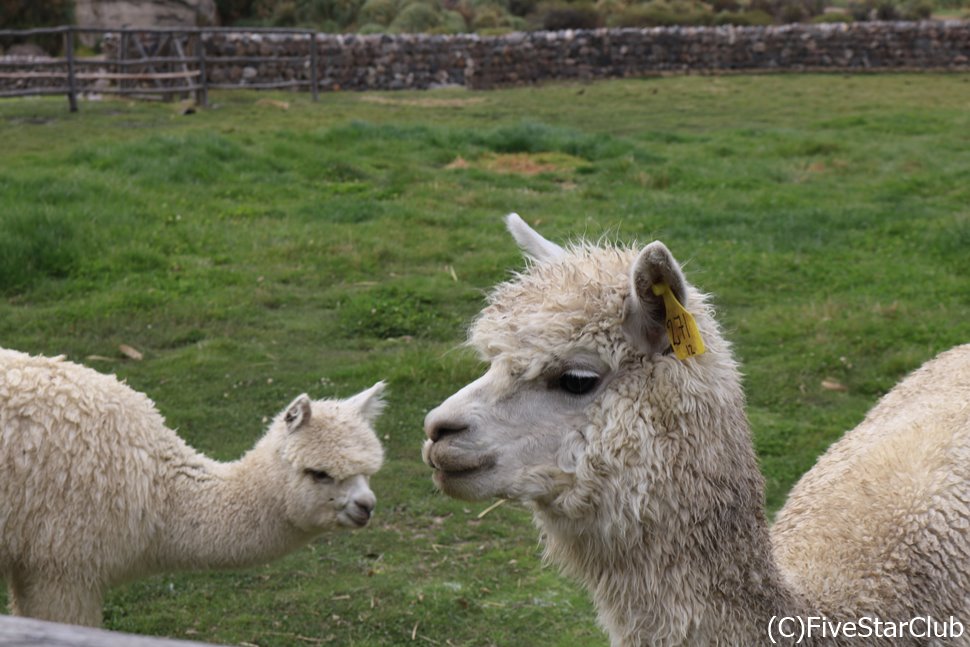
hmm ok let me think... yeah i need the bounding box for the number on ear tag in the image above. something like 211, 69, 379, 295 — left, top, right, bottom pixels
651, 283, 706, 360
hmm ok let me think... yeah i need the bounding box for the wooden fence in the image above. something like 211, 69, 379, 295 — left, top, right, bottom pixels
0, 26, 320, 112
0, 614, 220, 646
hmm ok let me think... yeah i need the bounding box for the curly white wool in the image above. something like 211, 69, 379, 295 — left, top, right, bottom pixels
0, 348, 385, 627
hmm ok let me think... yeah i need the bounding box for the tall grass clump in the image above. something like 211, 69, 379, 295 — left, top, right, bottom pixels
0, 209, 82, 294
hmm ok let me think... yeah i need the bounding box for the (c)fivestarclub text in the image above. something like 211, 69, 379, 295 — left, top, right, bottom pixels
768, 615, 965, 643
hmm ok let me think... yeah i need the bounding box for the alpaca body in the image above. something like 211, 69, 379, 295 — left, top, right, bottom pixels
773, 344, 970, 625
0, 347, 384, 626
422, 215, 970, 646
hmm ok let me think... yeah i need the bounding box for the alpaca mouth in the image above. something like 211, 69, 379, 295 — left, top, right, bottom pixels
422, 439, 497, 477
339, 508, 372, 528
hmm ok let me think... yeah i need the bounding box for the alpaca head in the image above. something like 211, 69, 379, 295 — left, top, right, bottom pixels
268, 382, 386, 532
423, 215, 750, 517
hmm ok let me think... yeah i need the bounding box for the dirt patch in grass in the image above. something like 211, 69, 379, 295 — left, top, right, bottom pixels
446, 151, 586, 176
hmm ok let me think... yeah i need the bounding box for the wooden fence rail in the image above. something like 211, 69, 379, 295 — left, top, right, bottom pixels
0, 26, 320, 112
0, 614, 220, 646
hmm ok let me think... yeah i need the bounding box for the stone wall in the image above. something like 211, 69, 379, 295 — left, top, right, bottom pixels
205, 21, 970, 92
3, 21, 968, 98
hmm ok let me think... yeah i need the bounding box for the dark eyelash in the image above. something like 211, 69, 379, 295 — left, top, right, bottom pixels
558, 370, 600, 395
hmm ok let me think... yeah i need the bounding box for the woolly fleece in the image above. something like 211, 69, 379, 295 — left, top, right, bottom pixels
0, 348, 384, 626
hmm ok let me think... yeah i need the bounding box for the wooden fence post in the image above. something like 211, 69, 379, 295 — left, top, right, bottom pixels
120, 30, 128, 95
65, 27, 78, 112
196, 30, 208, 107
310, 31, 319, 101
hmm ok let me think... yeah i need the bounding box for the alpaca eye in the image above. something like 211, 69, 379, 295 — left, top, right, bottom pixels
558, 370, 600, 395
305, 469, 333, 484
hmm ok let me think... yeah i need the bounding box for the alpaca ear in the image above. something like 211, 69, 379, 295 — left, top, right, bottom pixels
347, 381, 387, 424
626, 241, 689, 352
284, 394, 312, 433
505, 212, 566, 263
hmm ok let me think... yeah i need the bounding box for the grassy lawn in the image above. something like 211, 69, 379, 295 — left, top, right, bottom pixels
1, 73, 969, 646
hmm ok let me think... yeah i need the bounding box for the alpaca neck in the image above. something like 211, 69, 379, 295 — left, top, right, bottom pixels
536, 503, 806, 647
154, 446, 311, 573
534, 366, 814, 646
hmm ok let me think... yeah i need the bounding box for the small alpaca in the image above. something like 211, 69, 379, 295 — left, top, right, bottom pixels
423, 214, 970, 646
0, 347, 385, 627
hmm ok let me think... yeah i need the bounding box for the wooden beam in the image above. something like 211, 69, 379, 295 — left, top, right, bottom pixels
0, 71, 201, 80
0, 615, 218, 647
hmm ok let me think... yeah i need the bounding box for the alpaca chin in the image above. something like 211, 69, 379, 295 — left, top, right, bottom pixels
430, 462, 502, 502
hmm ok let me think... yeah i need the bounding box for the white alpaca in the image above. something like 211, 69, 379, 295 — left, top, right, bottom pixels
422, 214, 970, 646
0, 347, 385, 627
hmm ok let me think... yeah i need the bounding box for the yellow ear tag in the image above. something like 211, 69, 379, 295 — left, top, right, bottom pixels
651, 283, 706, 360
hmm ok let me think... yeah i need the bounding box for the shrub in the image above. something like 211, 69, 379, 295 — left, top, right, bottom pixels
809, 10, 853, 21
748, 0, 824, 22
359, 0, 399, 25
714, 8, 775, 23
610, 0, 714, 27
537, 1, 602, 29
0, 0, 73, 54
390, 1, 443, 32
849, 0, 898, 21
899, 0, 933, 19
710, 0, 741, 12
472, 4, 525, 29
470, 0, 512, 11
595, 0, 629, 15
271, 1, 299, 24
438, 9, 471, 31
777, 1, 806, 21
509, 0, 541, 16
301, 0, 367, 26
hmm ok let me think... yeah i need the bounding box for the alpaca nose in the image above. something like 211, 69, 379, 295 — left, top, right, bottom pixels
424, 408, 468, 442
426, 421, 468, 443
354, 493, 375, 518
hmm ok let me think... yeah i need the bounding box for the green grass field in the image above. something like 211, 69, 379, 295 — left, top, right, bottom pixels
1, 73, 969, 646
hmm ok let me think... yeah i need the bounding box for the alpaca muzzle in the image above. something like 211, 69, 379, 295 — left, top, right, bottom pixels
340, 498, 374, 528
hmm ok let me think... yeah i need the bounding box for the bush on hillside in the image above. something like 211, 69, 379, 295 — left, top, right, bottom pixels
0, 0, 73, 54
809, 9, 854, 21
472, 3, 527, 29
536, 1, 602, 29
899, 0, 934, 18
270, 1, 299, 23
748, 0, 825, 21
609, 0, 714, 26
840, 0, 929, 23
303, 0, 367, 25
713, 8, 775, 23
509, 0, 542, 15
359, 0, 399, 25
390, 1, 443, 32
437, 9, 471, 31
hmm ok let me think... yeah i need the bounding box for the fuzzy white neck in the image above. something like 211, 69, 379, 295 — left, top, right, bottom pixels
151, 447, 311, 574
530, 367, 811, 647
535, 503, 802, 647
